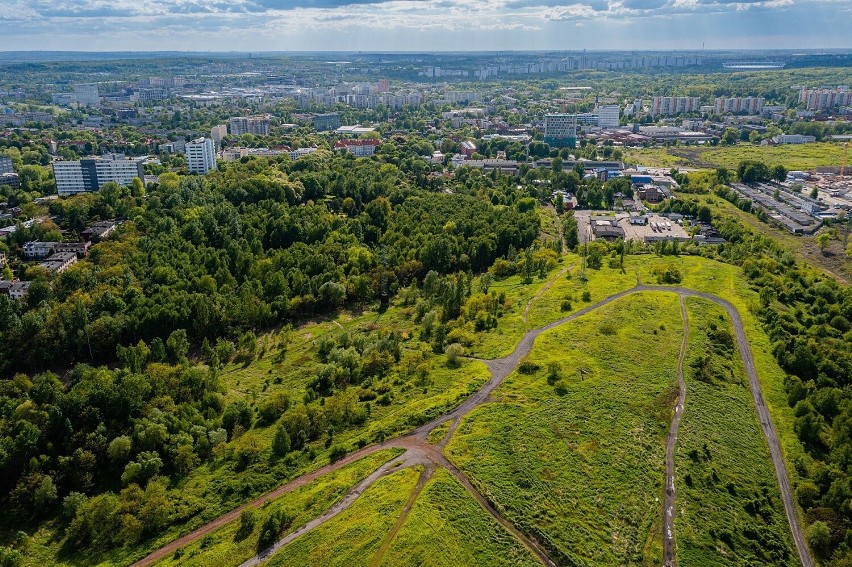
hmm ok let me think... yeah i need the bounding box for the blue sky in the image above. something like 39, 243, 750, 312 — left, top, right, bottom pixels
0, 0, 849, 51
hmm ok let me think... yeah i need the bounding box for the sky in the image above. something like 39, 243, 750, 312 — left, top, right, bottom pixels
0, 0, 850, 52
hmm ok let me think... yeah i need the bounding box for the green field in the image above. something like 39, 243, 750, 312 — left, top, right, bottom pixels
447, 293, 684, 565
624, 142, 847, 171
675, 298, 796, 566
263, 466, 420, 567
381, 468, 540, 567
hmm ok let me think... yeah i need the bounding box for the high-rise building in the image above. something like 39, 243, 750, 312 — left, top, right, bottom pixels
211, 124, 228, 147
53, 153, 145, 196
185, 138, 216, 175
596, 105, 621, 129
377, 79, 390, 93
313, 113, 341, 132
543, 114, 577, 148
229, 115, 271, 136
73, 83, 100, 107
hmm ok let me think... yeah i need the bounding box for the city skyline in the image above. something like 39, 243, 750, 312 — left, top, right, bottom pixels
0, 0, 850, 52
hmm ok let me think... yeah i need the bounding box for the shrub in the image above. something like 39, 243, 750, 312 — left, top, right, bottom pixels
518, 359, 540, 374
445, 343, 465, 366
236, 508, 257, 541
581, 290, 592, 302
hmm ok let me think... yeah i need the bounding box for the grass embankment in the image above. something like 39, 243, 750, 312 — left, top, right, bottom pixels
675, 298, 797, 565
263, 466, 420, 567
624, 142, 847, 171
380, 468, 540, 567
152, 449, 403, 567
447, 293, 684, 565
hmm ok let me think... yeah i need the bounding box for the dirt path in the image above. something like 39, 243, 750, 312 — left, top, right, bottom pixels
663, 297, 689, 566
369, 465, 435, 567
522, 263, 574, 326
134, 285, 812, 567
238, 454, 408, 567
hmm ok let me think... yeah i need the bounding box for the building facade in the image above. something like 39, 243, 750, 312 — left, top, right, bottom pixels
185, 138, 217, 174
53, 154, 146, 196
229, 116, 271, 136
650, 96, 701, 116
313, 113, 341, 132
211, 124, 228, 147
714, 97, 765, 114
73, 83, 100, 106
596, 105, 621, 129
544, 114, 577, 148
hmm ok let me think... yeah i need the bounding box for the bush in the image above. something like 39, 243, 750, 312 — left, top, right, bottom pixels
560, 299, 572, 312
445, 343, 465, 366
236, 508, 257, 541
581, 290, 592, 302
329, 446, 347, 463
518, 359, 540, 374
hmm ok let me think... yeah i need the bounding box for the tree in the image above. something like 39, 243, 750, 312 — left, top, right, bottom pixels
563, 214, 579, 250
816, 232, 831, 253
721, 128, 739, 146
810, 186, 819, 200
34, 476, 58, 512
772, 164, 788, 182
555, 192, 565, 214
166, 329, 189, 365
272, 424, 291, 457
236, 508, 257, 541
806, 521, 831, 558
108, 436, 132, 465
715, 167, 731, 185
698, 205, 712, 223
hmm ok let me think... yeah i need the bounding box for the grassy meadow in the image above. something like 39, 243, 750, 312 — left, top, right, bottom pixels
380, 468, 540, 567
675, 298, 797, 566
263, 466, 420, 567
623, 142, 847, 171
446, 292, 684, 565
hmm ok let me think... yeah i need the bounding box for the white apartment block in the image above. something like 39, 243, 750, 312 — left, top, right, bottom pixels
73, 83, 100, 106
53, 154, 145, 196
596, 105, 621, 128
185, 138, 217, 174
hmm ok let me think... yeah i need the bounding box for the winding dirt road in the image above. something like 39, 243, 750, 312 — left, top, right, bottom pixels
132, 281, 812, 567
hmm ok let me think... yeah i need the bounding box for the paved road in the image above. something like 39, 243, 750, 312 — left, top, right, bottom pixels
663, 297, 688, 566
133, 282, 812, 567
